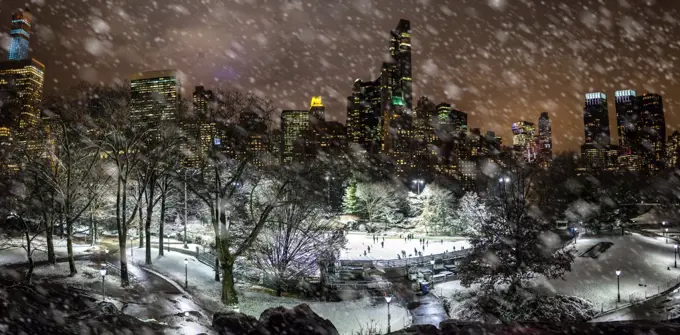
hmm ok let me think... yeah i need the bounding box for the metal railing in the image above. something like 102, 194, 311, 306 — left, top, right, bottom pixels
104, 261, 136, 280
197, 248, 217, 270
327, 279, 392, 290
369, 249, 472, 269
593, 274, 680, 318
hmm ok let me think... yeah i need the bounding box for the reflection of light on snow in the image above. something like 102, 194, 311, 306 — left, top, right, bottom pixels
340, 234, 469, 261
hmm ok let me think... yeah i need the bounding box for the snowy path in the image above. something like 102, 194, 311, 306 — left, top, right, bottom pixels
532, 233, 680, 311
129, 246, 410, 334
340, 233, 469, 261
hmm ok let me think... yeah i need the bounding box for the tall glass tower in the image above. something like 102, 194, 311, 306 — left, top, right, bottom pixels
8, 10, 31, 61
583, 92, 610, 146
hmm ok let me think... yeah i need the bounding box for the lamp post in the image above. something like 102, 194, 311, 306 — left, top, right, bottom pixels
430, 259, 436, 288
615, 269, 621, 303
412, 179, 424, 194
675, 245, 678, 268
498, 176, 510, 194
184, 258, 188, 289
384, 295, 392, 333
574, 228, 579, 244
666, 228, 669, 244
100, 265, 107, 301
184, 170, 189, 249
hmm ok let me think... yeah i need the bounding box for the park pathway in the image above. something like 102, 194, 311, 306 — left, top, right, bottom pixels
384, 268, 449, 328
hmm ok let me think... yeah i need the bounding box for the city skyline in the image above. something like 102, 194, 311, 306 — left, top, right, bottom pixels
1, 0, 679, 152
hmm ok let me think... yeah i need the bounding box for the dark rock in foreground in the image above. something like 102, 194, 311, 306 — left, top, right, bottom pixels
213, 310, 259, 334
213, 303, 339, 335
0, 282, 167, 334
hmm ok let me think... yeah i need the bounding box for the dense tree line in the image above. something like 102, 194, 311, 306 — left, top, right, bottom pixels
0, 84, 345, 308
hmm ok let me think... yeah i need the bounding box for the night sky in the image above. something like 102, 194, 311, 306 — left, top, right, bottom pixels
1, 0, 679, 152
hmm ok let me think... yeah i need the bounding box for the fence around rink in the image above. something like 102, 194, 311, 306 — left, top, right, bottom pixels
592, 275, 680, 318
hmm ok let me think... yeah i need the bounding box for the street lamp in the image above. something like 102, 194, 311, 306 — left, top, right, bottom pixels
384, 295, 392, 333
430, 259, 436, 288
184, 258, 189, 289
100, 265, 107, 301
666, 228, 669, 244
615, 269, 621, 303
412, 179, 424, 194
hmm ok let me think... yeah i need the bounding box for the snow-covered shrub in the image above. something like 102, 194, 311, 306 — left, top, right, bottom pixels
503, 295, 596, 323
448, 287, 596, 324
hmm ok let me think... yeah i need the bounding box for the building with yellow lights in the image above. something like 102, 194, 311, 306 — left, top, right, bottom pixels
130, 70, 180, 131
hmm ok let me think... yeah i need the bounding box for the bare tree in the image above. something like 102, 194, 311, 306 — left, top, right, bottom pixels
255, 188, 345, 296
94, 86, 151, 287
0, 174, 48, 283
184, 90, 286, 307
40, 107, 109, 275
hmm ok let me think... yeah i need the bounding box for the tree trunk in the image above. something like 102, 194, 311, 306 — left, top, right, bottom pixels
118, 237, 130, 287
220, 258, 239, 307
66, 217, 77, 275
159, 186, 166, 256
90, 205, 96, 246
58, 212, 64, 239
138, 198, 144, 249
116, 176, 130, 287
25, 229, 34, 284
45, 222, 56, 265
276, 287, 283, 297
145, 173, 156, 265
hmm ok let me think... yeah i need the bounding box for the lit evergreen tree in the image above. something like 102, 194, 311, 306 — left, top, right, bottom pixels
342, 180, 360, 214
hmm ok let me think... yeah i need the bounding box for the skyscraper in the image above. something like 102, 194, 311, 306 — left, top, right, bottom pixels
389, 19, 412, 110
640, 93, 665, 171
583, 92, 611, 146
0, 10, 45, 172
130, 70, 180, 129
667, 131, 680, 169
238, 111, 270, 168
346, 19, 413, 158
433, 103, 467, 177
537, 112, 552, 167
181, 86, 215, 168
580, 92, 610, 172
346, 79, 381, 153
8, 10, 31, 61
414, 96, 437, 171
309, 96, 325, 123
281, 110, 310, 164
614, 90, 641, 152
512, 121, 536, 162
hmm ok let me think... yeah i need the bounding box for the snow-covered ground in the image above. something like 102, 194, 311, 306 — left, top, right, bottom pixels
129, 246, 409, 334
433, 280, 479, 299
340, 233, 469, 261
433, 233, 680, 320
0, 238, 105, 265
531, 233, 680, 312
